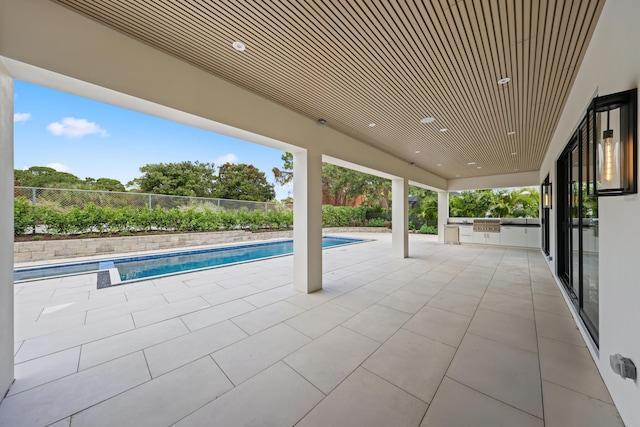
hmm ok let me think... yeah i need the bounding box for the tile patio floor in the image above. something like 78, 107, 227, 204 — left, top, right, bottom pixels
0, 233, 625, 426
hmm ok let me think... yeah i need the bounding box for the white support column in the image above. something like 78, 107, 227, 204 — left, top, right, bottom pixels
437, 190, 449, 244
392, 177, 408, 258
293, 149, 323, 293
0, 61, 14, 401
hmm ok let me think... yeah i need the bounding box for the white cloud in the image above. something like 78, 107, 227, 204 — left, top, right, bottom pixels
46, 117, 108, 138
14, 113, 31, 122
46, 163, 71, 173
214, 153, 239, 165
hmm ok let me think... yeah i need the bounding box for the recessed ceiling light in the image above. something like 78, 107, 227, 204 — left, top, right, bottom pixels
498, 77, 510, 85
507, 131, 516, 136
437, 163, 442, 167
232, 41, 246, 52
440, 128, 448, 132
456, 175, 460, 177
420, 117, 436, 124
477, 166, 482, 169
414, 150, 421, 154
369, 123, 376, 127
467, 162, 476, 165
511, 152, 517, 155
514, 168, 520, 171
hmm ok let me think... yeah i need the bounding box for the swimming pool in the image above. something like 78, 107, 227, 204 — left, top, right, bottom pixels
14, 236, 365, 285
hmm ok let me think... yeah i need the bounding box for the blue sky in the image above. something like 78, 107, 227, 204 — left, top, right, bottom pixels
13, 81, 291, 200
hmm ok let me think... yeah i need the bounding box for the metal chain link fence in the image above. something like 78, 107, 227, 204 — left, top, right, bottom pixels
14, 187, 292, 213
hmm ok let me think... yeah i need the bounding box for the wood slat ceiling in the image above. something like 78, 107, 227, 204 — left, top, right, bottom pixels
52, 0, 604, 180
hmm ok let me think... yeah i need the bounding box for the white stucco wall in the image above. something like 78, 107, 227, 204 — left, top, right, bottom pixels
0, 61, 14, 399
540, 0, 640, 424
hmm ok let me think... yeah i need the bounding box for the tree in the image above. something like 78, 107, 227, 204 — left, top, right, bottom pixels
127, 161, 216, 197
448, 187, 540, 218
14, 166, 82, 188
449, 190, 495, 218
322, 164, 362, 206
92, 178, 126, 192
490, 187, 539, 218
362, 175, 391, 212
273, 153, 392, 209
214, 163, 276, 201
272, 152, 293, 186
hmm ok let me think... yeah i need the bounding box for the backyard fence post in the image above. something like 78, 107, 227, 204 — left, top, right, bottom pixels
218, 199, 221, 210
148, 194, 152, 209
31, 188, 37, 235
265, 202, 268, 214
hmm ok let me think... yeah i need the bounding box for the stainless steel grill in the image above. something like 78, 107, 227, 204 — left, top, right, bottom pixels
473, 219, 501, 233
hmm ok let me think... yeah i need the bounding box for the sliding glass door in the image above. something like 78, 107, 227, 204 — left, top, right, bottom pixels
557, 119, 599, 345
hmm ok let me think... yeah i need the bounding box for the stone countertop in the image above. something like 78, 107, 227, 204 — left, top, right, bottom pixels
448, 218, 541, 227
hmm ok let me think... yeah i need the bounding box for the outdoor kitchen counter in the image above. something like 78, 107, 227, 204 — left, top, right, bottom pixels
446, 218, 541, 248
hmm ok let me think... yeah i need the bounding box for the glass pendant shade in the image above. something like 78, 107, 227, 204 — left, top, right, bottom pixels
589, 89, 637, 196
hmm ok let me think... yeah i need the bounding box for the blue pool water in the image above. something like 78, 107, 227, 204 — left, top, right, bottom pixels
14, 236, 364, 283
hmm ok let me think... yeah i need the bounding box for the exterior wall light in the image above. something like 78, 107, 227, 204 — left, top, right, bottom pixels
542, 181, 552, 209
588, 89, 637, 196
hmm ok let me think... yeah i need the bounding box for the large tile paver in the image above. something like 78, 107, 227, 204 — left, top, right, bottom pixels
284, 326, 379, 393
538, 336, 613, 403
212, 323, 310, 385
447, 333, 543, 418
0, 352, 150, 427
15, 311, 86, 342
79, 318, 189, 370
342, 304, 411, 342
403, 306, 471, 348
479, 291, 534, 320
297, 367, 428, 427
15, 315, 134, 363
542, 381, 624, 427
179, 299, 255, 331
427, 290, 480, 317
363, 329, 455, 403
331, 288, 386, 311
4, 233, 624, 426
132, 297, 210, 327
85, 294, 167, 324
70, 357, 232, 427
200, 284, 261, 306
9, 348, 81, 396
378, 289, 432, 314
421, 377, 543, 427
173, 362, 324, 427
285, 301, 356, 338
144, 320, 247, 377
467, 308, 538, 353
535, 310, 585, 346
231, 300, 303, 334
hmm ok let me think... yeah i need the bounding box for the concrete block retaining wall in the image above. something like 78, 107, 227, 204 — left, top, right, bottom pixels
14, 227, 391, 263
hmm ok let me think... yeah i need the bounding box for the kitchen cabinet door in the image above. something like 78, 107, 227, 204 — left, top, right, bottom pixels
472, 231, 500, 245
459, 226, 474, 243
500, 227, 526, 247
525, 227, 541, 248
486, 232, 501, 245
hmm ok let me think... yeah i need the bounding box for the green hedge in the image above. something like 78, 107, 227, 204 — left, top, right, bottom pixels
418, 224, 438, 234
321, 205, 365, 227
14, 197, 391, 236
13, 196, 295, 236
